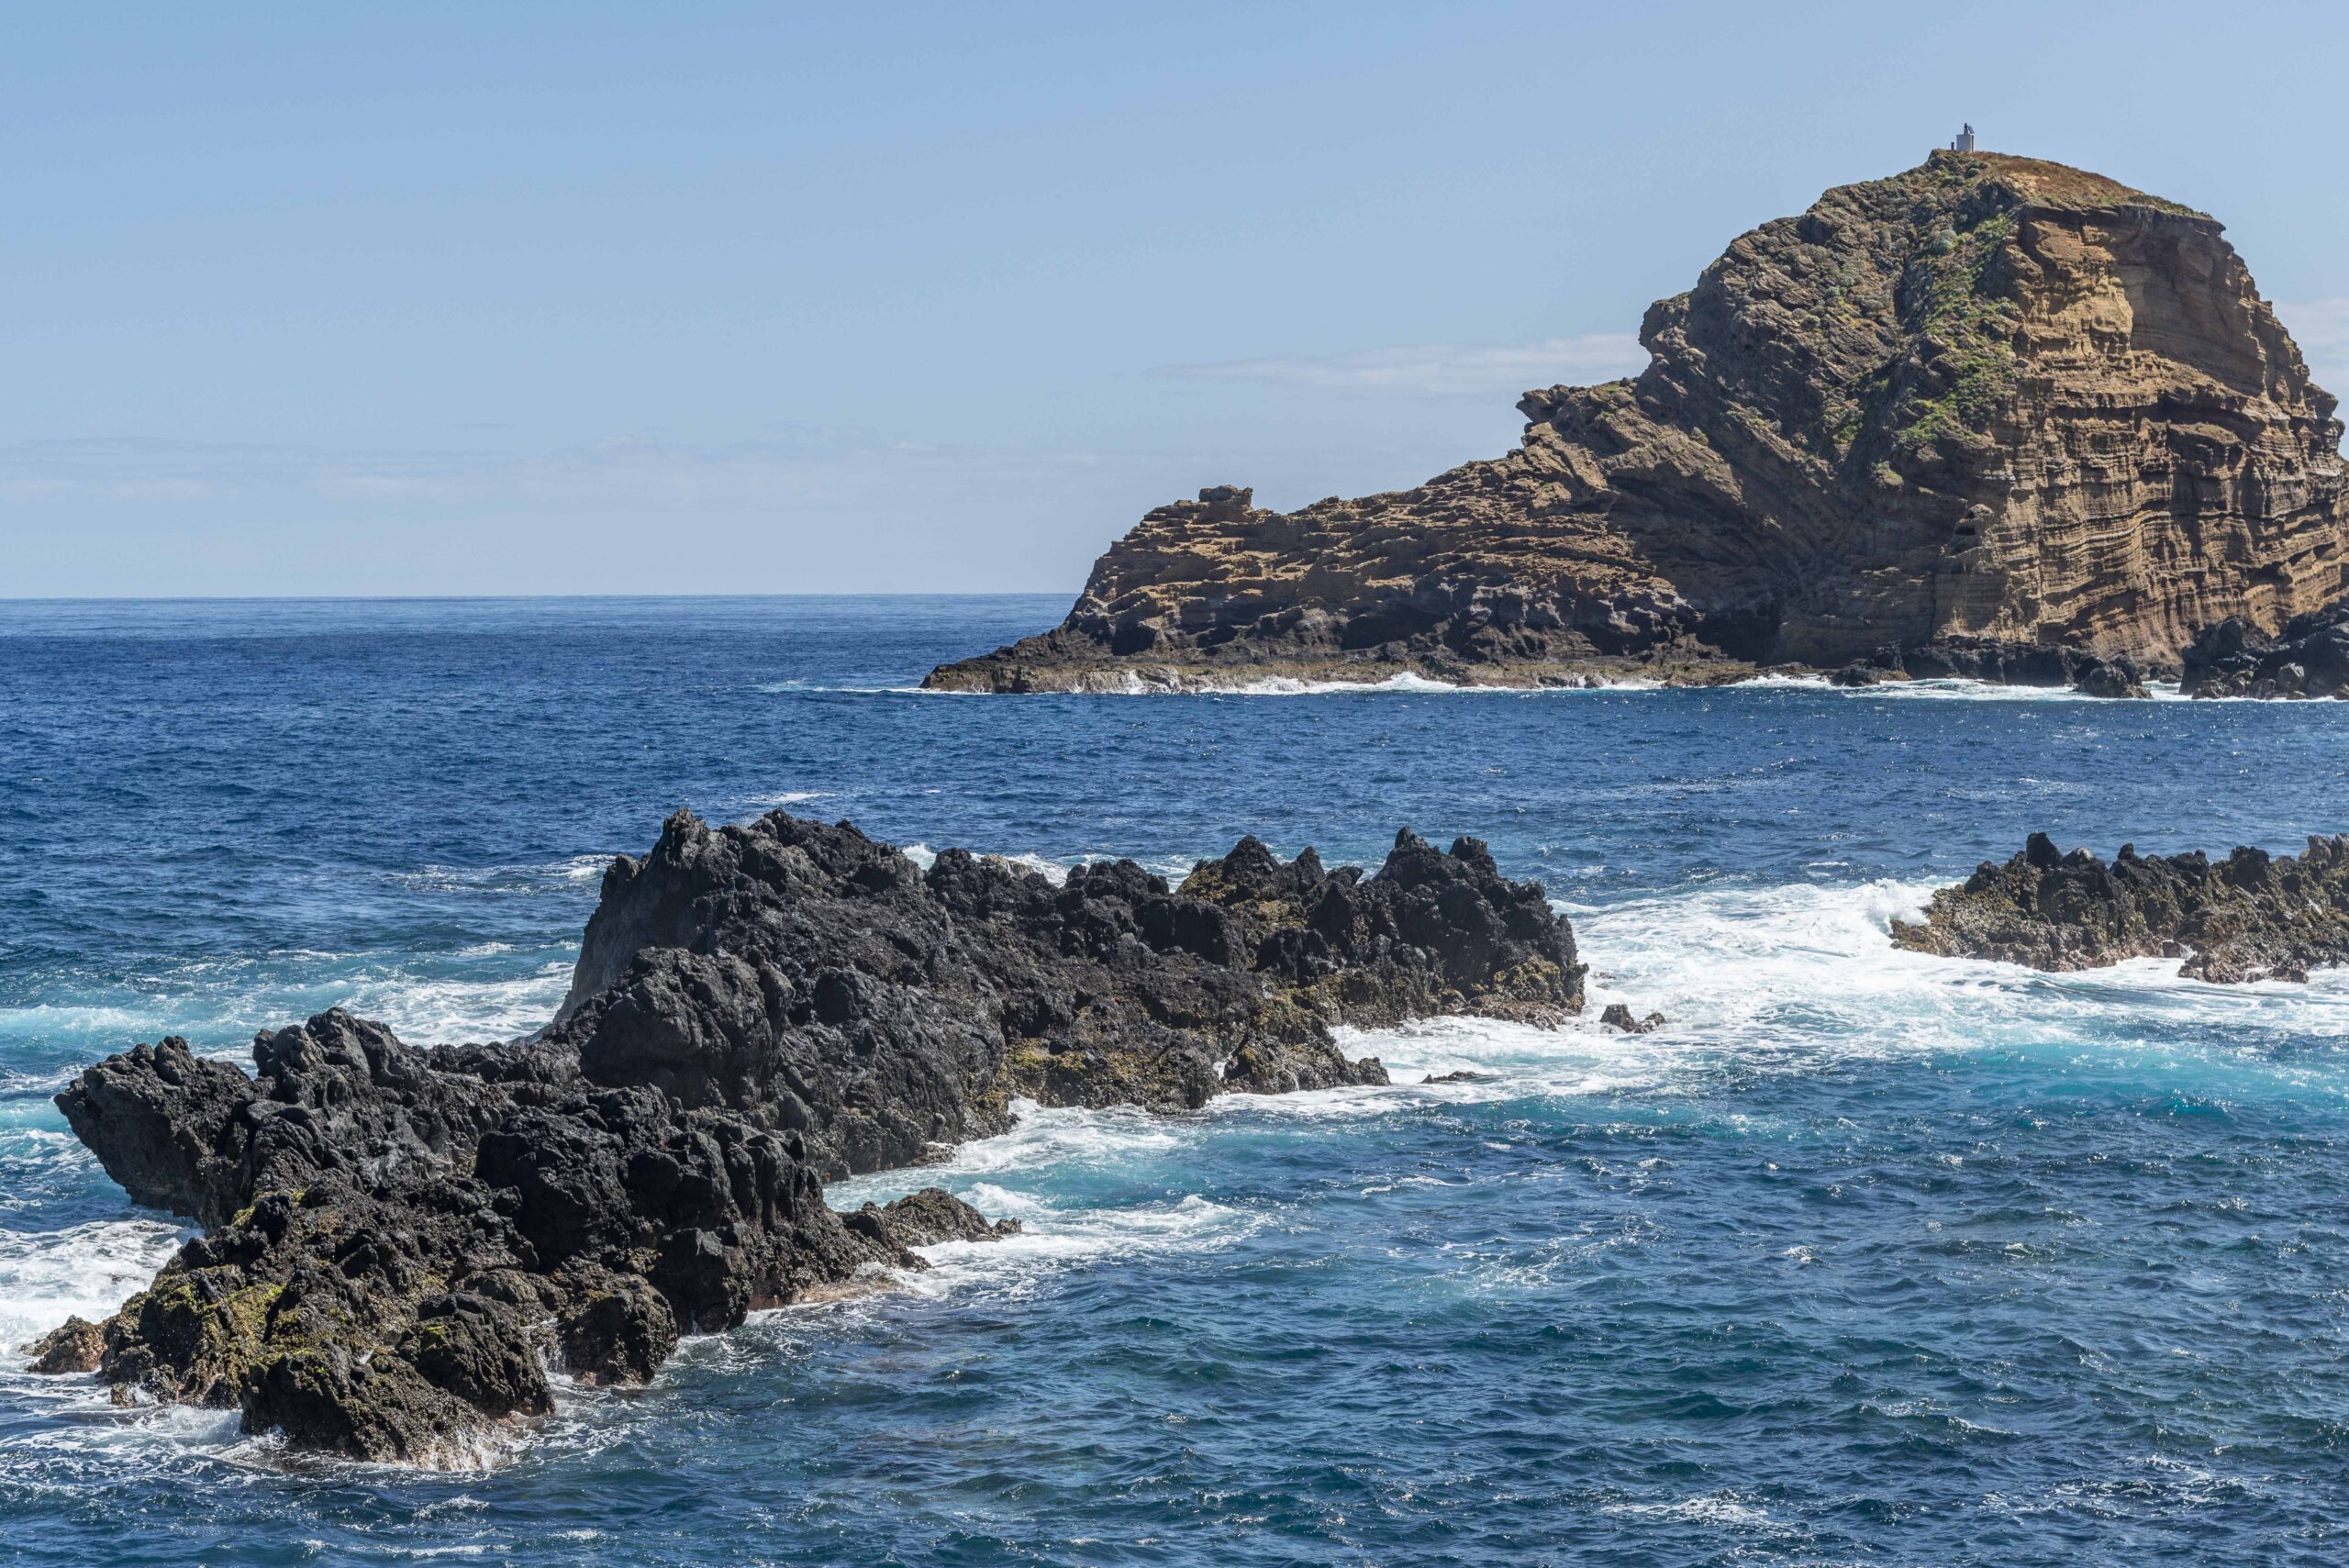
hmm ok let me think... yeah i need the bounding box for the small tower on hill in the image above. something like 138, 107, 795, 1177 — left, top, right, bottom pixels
1949, 123, 1977, 153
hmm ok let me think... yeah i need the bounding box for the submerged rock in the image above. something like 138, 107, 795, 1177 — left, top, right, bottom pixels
1891, 831, 2349, 982
20, 1316, 105, 1374
1598, 1004, 1666, 1034
46, 811, 1583, 1461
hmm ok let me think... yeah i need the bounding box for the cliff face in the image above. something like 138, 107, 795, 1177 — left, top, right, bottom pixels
928, 151, 2349, 691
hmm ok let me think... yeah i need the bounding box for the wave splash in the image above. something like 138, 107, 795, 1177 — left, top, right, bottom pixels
785, 871, 2349, 1341
0, 1218, 185, 1351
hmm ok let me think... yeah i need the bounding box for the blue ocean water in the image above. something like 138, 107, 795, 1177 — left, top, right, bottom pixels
3, 595, 2347, 1567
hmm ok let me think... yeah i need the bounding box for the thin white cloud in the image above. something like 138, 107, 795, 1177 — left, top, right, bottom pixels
0, 426, 1168, 593
2277, 298, 2349, 397
1161, 333, 1649, 397
0, 428, 1109, 511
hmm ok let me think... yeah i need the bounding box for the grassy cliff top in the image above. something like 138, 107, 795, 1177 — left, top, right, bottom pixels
1929, 149, 2210, 218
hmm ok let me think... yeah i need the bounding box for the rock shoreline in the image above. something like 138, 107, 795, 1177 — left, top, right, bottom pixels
2182, 604, 2349, 699
33, 812, 1586, 1463
1893, 831, 2349, 982
921, 606, 2164, 699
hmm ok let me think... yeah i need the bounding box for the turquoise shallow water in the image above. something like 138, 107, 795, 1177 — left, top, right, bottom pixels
3, 595, 2347, 1566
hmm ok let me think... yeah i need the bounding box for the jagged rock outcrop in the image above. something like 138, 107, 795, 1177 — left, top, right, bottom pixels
927, 152, 2347, 693
41, 811, 1582, 1462
55, 1014, 1001, 1463
1891, 831, 2349, 982
2181, 601, 2349, 697
19, 1317, 106, 1374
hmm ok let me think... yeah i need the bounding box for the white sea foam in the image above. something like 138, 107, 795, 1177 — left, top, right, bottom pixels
1737, 672, 2201, 704
335, 960, 572, 1043
1330, 1014, 1684, 1104
798, 873, 2349, 1309
739, 790, 828, 810
1605, 1494, 1780, 1530
897, 1188, 1261, 1303
753, 679, 946, 695
774, 667, 2235, 701
1256, 874, 2349, 1112
772, 673, 1633, 695
894, 841, 1073, 884
1041, 670, 1684, 695
911, 664, 2297, 705
1835, 678, 2143, 703
1170, 671, 1498, 696
0, 1398, 245, 1468
891, 844, 1193, 887
808, 1101, 1263, 1307
0, 953, 573, 1091
0, 1218, 187, 1351
0, 1002, 160, 1041
1583, 876, 2349, 1052
1727, 673, 1836, 691
901, 1099, 1191, 1178
0, 1375, 529, 1475
384, 853, 617, 893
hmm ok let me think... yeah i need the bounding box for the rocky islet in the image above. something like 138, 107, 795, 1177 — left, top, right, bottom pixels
925, 150, 2348, 696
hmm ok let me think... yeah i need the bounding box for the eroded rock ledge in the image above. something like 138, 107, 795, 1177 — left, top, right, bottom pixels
38, 812, 1583, 1462
1891, 831, 2349, 982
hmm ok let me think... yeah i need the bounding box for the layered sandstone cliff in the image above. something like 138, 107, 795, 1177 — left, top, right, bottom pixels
928, 151, 2348, 692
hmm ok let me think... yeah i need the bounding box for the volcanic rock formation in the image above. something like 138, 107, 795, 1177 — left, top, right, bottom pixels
1892, 831, 2349, 982
39, 811, 1583, 1462
2181, 602, 2349, 697
927, 151, 2348, 693
1827, 638, 2149, 697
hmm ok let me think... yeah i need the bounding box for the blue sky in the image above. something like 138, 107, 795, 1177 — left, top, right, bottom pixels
6, 1, 2346, 595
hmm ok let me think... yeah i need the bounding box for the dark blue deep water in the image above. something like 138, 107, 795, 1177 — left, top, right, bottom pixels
4, 595, 2347, 1567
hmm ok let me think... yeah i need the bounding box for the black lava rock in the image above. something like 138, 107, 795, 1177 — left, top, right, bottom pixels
48, 811, 1585, 1462
1844, 638, 2151, 697
1893, 831, 2349, 982
2182, 604, 2349, 698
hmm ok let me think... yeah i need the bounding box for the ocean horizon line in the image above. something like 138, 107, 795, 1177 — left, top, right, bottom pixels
0, 589, 1080, 605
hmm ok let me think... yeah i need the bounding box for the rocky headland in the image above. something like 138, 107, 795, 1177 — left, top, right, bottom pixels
927, 151, 2348, 696
32, 811, 1585, 1462
1892, 831, 2349, 982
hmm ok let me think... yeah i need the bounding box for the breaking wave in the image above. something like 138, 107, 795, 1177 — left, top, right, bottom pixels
0, 1218, 185, 1352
